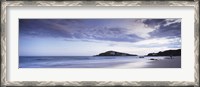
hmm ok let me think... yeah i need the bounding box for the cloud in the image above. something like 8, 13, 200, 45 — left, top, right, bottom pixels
142, 19, 181, 38
108, 43, 117, 47
149, 22, 181, 38
19, 19, 181, 43
19, 19, 74, 38
118, 19, 156, 39
132, 37, 181, 48
164, 19, 181, 26
19, 19, 143, 42
143, 19, 166, 28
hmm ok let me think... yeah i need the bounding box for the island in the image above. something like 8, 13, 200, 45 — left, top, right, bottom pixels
95, 51, 137, 56
147, 49, 181, 56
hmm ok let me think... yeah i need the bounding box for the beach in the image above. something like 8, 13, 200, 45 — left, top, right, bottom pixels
109, 56, 181, 68
19, 56, 181, 68
143, 56, 181, 68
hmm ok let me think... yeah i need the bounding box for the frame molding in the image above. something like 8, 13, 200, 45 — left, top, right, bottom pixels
1, 1, 199, 87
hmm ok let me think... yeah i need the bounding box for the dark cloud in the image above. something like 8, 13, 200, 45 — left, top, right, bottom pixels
19, 19, 73, 38
77, 27, 142, 42
149, 22, 181, 38
143, 19, 166, 28
19, 19, 143, 42
19, 19, 181, 43
142, 19, 181, 38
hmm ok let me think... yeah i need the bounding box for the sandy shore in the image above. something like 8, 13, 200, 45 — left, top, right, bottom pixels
20, 56, 181, 68
143, 56, 181, 68
108, 56, 181, 68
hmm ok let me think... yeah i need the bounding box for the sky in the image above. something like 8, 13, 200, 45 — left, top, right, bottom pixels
19, 19, 181, 56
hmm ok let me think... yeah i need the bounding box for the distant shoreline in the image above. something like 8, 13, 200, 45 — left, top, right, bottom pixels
19, 49, 181, 57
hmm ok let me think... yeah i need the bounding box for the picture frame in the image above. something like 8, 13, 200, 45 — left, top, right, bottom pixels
1, 0, 199, 87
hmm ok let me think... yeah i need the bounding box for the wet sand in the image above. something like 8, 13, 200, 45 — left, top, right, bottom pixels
143, 56, 181, 68
108, 56, 181, 68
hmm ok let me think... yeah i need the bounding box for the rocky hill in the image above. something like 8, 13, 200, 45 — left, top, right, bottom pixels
95, 51, 137, 56
147, 49, 181, 56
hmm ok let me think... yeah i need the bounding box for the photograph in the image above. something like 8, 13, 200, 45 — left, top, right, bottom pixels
19, 19, 181, 68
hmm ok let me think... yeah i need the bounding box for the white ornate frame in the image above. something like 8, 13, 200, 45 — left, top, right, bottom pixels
1, 0, 199, 87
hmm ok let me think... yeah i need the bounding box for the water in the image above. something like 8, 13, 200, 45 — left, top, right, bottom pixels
19, 56, 167, 68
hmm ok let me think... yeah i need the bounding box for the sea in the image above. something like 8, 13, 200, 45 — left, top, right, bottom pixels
19, 56, 167, 68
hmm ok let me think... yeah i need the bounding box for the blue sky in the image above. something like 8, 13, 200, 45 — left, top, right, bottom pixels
19, 19, 181, 56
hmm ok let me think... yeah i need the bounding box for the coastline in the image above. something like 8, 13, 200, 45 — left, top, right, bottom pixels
19, 56, 181, 68
108, 56, 181, 68
143, 56, 181, 68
